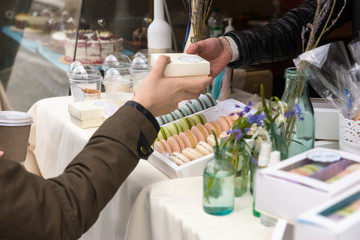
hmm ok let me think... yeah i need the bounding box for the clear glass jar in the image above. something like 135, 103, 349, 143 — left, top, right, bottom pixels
222, 140, 250, 197
203, 148, 235, 216
279, 67, 315, 157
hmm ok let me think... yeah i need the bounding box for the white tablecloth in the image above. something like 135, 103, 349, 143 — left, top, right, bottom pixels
27, 96, 169, 240
125, 177, 274, 240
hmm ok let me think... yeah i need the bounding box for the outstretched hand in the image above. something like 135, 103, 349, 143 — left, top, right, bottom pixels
133, 55, 212, 117
186, 37, 233, 78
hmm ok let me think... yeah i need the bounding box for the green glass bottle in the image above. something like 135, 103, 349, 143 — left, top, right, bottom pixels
203, 147, 235, 216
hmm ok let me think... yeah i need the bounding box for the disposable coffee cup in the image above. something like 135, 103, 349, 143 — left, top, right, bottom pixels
0, 111, 33, 164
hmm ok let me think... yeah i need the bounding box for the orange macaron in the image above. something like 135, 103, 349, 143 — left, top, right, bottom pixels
204, 121, 221, 136
154, 139, 172, 154
216, 116, 230, 132
191, 125, 206, 142
179, 130, 199, 148
167, 135, 186, 153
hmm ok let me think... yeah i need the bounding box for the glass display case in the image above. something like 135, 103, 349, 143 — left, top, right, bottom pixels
0, 0, 182, 111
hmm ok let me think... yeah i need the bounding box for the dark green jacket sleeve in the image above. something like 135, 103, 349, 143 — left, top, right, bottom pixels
0, 104, 158, 240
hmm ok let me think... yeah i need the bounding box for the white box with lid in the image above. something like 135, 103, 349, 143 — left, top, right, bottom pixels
295, 184, 360, 240
255, 148, 360, 224
150, 53, 210, 80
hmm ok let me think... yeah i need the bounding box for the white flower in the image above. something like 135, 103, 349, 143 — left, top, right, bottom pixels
275, 114, 287, 126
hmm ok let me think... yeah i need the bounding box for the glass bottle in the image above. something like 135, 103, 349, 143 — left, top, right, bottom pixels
203, 148, 235, 216
222, 140, 251, 197
207, 8, 223, 38
147, 0, 172, 56
279, 67, 315, 157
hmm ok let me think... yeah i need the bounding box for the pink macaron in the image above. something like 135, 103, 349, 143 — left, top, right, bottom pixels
154, 139, 172, 154
191, 125, 206, 142
179, 130, 199, 148
167, 135, 186, 153
216, 116, 230, 132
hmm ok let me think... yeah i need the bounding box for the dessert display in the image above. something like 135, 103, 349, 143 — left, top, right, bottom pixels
14, 13, 29, 30
155, 93, 217, 126
26, 9, 52, 31
64, 29, 124, 64
153, 112, 233, 166
49, 31, 66, 53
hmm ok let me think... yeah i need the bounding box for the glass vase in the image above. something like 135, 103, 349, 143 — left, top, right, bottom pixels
278, 67, 315, 157
222, 140, 250, 197
203, 148, 235, 215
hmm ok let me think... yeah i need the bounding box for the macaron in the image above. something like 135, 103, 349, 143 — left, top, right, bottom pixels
196, 141, 214, 155
164, 113, 176, 123
191, 113, 207, 126
167, 122, 180, 136
167, 135, 186, 153
204, 121, 221, 136
196, 123, 210, 138
157, 126, 171, 141
154, 139, 172, 154
179, 104, 191, 116
182, 147, 203, 161
197, 95, 209, 110
173, 109, 186, 119
191, 125, 208, 142
179, 130, 198, 148
216, 116, 230, 132
206, 134, 220, 147
223, 115, 234, 128
190, 98, 205, 112
177, 117, 191, 132
170, 152, 191, 165
219, 131, 229, 140
185, 117, 196, 128
156, 116, 165, 126
185, 102, 197, 115
206, 93, 217, 106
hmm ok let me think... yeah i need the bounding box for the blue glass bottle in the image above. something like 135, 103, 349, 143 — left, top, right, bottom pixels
203, 148, 235, 215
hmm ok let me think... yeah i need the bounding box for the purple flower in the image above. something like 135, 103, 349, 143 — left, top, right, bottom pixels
248, 101, 254, 106
230, 128, 243, 141
244, 105, 251, 113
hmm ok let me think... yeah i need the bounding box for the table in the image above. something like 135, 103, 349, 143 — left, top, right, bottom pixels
26, 96, 281, 240
125, 177, 274, 240
27, 96, 169, 240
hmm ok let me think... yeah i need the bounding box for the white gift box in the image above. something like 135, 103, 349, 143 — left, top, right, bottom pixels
295, 184, 360, 240
255, 148, 360, 224
148, 99, 252, 178
150, 53, 210, 80
311, 98, 339, 140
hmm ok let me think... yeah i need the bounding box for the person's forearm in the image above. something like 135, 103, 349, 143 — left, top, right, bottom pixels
0, 103, 158, 240
226, 0, 351, 68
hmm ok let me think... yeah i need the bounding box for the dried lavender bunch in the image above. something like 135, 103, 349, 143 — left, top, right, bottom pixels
301, 0, 347, 53
188, 0, 213, 42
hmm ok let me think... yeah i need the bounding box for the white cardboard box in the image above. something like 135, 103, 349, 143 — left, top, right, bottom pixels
255, 148, 360, 224
150, 53, 210, 79
295, 184, 360, 240
311, 98, 340, 140
148, 99, 253, 178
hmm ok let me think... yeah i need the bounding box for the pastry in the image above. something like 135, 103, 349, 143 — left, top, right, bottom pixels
185, 102, 196, 114
182, 148, 203, 161
177, 118, 191, 132
196, 141, 214, 155
157, 126, 171, 141
191, 126, 206, 142
154, 139, 172, 154
168, 135, 186, 152
167, 122, 180, 136
170, 152, 190, 165
190, 98, 205, 111
179, 130, 198, 148
216, 116, 230, 132
206, 134, 220, 147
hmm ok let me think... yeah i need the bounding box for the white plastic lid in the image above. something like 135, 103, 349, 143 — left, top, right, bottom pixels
0, 111, 33, 126
269, 151, 281, 166
258, 140, 272, 167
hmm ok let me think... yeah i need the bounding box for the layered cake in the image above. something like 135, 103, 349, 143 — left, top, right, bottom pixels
64, 29, 123, 64
14, 13, 29, 30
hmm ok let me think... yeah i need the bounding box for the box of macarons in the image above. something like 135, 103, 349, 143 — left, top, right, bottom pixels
148, 95, 255, 178
255, 148, 360, 224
